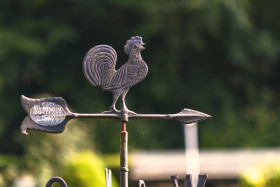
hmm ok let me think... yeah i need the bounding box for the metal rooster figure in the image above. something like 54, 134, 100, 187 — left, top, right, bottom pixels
20, 36, 210, 187
83, 36, 147, 114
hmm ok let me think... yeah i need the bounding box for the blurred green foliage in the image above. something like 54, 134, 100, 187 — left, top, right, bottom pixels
240, 163, 280, 187
0, 155, 19, 186
1, 0, 280, 185
61, 151, 118, 187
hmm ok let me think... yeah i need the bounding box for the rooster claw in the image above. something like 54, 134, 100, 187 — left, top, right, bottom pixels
127, 110, 136, 115
121, 108, 136, 115
102, 106, 120, 114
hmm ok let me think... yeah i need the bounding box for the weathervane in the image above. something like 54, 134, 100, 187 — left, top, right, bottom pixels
20, 36, 211, 187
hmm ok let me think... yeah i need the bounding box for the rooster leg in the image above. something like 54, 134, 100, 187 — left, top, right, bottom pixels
103, 91, 120, 114
120, 90, 136, 115
111, 91, 120, 113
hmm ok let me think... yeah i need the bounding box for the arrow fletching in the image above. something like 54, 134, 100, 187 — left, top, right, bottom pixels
20, 95, 73, 135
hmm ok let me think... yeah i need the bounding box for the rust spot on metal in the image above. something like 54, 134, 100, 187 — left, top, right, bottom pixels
122, 121, 126, 131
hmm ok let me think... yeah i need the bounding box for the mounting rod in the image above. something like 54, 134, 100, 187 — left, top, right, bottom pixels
120, 122, 128, 187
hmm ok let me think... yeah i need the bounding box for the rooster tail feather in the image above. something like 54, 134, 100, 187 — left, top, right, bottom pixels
82, 45, 117, 88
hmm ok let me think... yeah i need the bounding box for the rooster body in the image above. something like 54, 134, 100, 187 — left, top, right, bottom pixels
83, 36, 148, 114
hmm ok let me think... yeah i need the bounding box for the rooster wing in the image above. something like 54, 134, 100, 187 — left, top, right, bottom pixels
103, 62, 147, 91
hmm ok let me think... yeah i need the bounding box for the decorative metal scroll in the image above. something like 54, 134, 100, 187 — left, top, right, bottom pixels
105, 168, 112, 187
170, 174, 207, 187
139, 179, 146, 187
45, 176, 68, 187
45, 171, 207, 187
104, 170, 207, 187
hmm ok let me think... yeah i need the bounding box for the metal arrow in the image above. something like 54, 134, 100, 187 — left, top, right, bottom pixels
20, 95, 211, 135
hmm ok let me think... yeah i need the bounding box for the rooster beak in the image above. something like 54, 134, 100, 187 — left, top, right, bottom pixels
141, 43, 146, 50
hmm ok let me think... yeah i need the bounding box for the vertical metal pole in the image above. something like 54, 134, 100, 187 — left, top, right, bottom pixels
184, 122, 200, 187
120, 122, 128, 187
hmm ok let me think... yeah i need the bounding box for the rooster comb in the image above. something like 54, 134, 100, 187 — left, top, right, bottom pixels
124, 36, 143, 54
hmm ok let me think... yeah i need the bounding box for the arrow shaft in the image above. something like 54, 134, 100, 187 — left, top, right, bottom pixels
71, 113, 119, 119
71, 113, 176, 121
71, 112, 209, 124
129, 114, 173, 120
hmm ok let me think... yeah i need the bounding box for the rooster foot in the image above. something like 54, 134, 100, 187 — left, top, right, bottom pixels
102, 106, 120, 114
121, 107, 136, 115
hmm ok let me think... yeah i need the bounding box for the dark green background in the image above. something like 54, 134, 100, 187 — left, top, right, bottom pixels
1, 0, 280, 183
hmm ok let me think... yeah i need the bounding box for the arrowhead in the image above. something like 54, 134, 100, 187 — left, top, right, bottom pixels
173, 109, 211, 125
